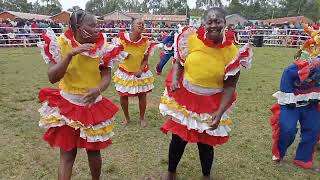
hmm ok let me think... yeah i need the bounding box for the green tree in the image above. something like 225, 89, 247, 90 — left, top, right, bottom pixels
37, 0, 62, 15
122, 0, 142, 12
2, 0, 33, 12
162, 0, 188, 15
85, 0, 126, 15
0, 0, 4, 12
31, 0, 46, 14
196, 0, 223, 9
40, 0, 60, 7
46, 3, 62, 15
67, 5, 82, 12
227, 0, 243, 14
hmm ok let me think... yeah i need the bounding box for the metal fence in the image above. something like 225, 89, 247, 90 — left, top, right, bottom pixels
236, 28, 307, 47
0, 27, 309, 48
0, 27, 180, 47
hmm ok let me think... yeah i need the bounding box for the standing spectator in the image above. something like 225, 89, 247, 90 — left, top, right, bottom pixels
312, 22, 319, 30
289, 22, 295, 29
31, 20, 39, 33
295, 22, 303, 29
24, 21, 31, 33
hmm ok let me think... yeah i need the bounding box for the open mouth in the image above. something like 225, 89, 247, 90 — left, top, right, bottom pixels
208, 29, 221, 34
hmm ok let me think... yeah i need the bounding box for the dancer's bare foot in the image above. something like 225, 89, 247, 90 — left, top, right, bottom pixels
140, 119, 147, 128
203, 175, 211, 180
122, 119, 130, 127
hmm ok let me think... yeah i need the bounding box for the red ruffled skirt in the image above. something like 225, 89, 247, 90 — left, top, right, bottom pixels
159, 69, 236, 146
38, 88, 118, 151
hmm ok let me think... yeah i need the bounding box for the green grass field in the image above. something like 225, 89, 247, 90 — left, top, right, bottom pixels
0, 47, 319, 180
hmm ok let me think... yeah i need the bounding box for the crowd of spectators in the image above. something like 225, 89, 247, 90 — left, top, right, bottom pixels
97, 20, 181, 41
0, 18, 182, 46
1, 17, 318, 47
234, 21, 319, 47
0, 18, 64, 46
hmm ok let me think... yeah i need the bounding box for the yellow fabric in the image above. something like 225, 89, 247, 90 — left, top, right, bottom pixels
57, 36, 103, 95
112, 76, 154, 86
184, 34, 239, 88
67, 121, 83, 129
40, 117, 62, 124
39, 117, 114, 134
83, 124, 114, 136
40, 117, 82, 128
118, 37, 148, 72
160, 96, 232, 126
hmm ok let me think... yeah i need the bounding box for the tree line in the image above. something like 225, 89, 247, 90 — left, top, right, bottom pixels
0, 0, 319, 21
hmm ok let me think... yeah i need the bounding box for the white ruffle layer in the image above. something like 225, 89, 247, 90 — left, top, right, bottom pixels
39, 102, 114, 143
159, 91, 233, 137
173, 27, 196, 65
115, 84, 154, 94
113, 69, 154, 94
273, 91, 320, 105
105, 51, 129, 68
37, 28, 62, 64
224, 43, 253, 80
182, 78, 223, 96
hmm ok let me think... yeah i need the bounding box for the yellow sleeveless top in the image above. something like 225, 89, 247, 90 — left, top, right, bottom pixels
58, 37, 102, 95
184, 34, 238, 88
118, 33, 148, 72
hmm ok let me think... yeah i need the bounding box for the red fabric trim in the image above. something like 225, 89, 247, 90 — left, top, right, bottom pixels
226, 31, 237, 43
270, 103, 281, 160
294, 60, 310, 82
165, 68, 236, 113
196, 26, 233, 48
38, 88, 118, 126
42, 32, 56, 63
99, 45, 125, 68
145, 42, 159, 55
43, 125, 112, 151
160, 118, 229, 146
293, 159, 313, 169
292, 135, 319, 169
64, 29, 105, 55
118, 32, 148, 46
224, 47, 251, 74
117, 90, 152, 97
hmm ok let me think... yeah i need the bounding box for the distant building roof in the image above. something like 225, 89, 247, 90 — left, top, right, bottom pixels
0, 11, 50, 20
263, 16, 313, 25
146, 14, 186, 22
103, 10, 133, 21
50, 11, 72, 18
226, 14, 248, 26
50, 11, 102, 23
126, 12, 145, 19
103, 11, 186, 22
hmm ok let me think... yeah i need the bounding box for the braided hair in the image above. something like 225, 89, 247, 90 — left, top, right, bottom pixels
69, 10, 87, 32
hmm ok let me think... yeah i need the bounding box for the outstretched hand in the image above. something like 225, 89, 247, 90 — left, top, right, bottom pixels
70, 44, 95, 56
